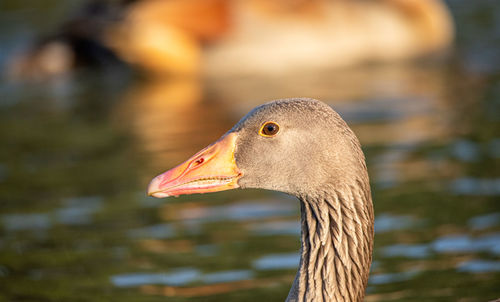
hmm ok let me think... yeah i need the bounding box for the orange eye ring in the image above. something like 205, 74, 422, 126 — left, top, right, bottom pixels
259, 121, 280, 137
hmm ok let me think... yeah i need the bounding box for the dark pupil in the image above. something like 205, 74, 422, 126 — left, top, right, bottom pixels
264, 123, 277, 135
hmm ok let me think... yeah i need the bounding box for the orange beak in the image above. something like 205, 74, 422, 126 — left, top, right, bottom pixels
148, 132, 242, 198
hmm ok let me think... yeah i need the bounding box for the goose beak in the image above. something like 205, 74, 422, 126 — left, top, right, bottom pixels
148, 132, 242, 198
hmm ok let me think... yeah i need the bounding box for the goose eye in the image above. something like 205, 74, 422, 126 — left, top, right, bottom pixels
259, 122, 280, 137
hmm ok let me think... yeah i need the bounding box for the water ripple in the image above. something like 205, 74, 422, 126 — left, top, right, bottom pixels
2, 213, 51, 231
457, 260, 500, 273
111, 268, 200, 287
127, 224, 175, 239
374, 213, 421, 233
432, 233, 500, 255
111, 268, 253, 287
468, 212, 500, 230
450, 178, 500, 195
381, 244, 430, 259
369, 269, 420, 285
253, 252, 300, 270
247, 220, 300, 236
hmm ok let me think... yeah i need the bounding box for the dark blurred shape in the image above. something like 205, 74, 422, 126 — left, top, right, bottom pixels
6, 0, 454, 80
7, 0, 128, 80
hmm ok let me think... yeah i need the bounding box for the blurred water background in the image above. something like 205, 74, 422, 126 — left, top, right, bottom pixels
0, 0, 499, 301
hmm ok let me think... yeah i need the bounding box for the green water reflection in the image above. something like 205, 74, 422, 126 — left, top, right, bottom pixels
1, 1, 500, 302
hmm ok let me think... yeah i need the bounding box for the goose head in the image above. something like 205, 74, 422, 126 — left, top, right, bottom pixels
148, 98, 368, 199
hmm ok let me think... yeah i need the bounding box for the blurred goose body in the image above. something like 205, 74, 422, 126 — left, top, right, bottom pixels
203, 0, 454, 75
9, 0, 453, 78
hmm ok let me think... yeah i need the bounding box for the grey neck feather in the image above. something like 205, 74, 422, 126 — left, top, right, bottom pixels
286, 180, 374, 302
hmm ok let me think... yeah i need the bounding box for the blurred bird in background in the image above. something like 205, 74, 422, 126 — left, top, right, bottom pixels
7, 0, 454, 80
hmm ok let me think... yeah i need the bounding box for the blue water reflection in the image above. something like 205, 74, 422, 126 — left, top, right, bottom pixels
369, 269, 420, 285
248, 220, 300, 236
195, 244, 219, 257
2, 213, 51, 232
432, 233, 500, 255
381, 232, 500, 260
111, 268, 253, 287
450, 178, 500, 195
374, 213, 422, 233
381, 244, 431, 259
451, 139, 480, 162
253, 253, 300, 271
457, 260, 500, 273
56, 196, 102, 225
202, 270, 254, 284
112, 268, 200, 287
127, 224, 175, 239
468, 212, 500, 230
2, 196, 102, 232
175, 199, 297, 223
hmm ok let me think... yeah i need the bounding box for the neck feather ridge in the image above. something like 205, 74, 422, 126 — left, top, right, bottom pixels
286, 181, 374, 302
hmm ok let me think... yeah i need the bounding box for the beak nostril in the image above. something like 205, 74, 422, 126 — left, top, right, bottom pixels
188, 157, 205, 170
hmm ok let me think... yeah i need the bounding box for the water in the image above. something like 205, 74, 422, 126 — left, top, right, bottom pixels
1, 1, 499, 301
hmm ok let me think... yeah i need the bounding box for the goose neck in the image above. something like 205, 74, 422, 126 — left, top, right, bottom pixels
287, 185, 374, 302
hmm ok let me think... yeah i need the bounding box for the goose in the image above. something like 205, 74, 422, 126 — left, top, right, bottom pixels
9, 0, 453, 79
148, 98, 374, 302
110, 0, 454, 75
